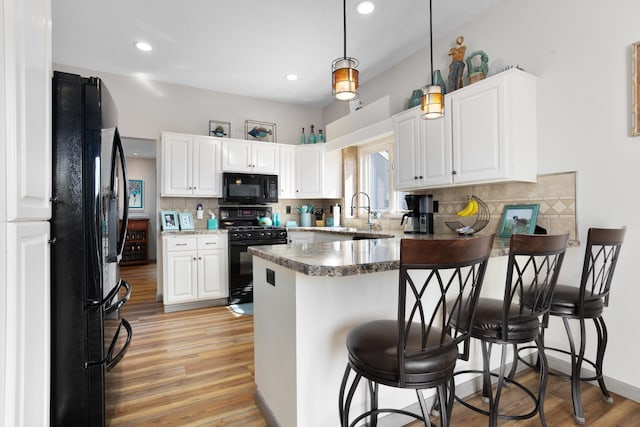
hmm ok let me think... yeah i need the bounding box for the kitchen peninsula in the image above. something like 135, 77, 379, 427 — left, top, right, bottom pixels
249, 233, 521, 427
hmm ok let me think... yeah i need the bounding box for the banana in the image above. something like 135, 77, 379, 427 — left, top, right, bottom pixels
457, 198, 479, 217
456, 199, 475, 217
469, 198, 479, 216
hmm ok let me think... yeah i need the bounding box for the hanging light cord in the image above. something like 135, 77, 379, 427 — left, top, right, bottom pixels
343, 0, 347, 59
429, 0, 434, 84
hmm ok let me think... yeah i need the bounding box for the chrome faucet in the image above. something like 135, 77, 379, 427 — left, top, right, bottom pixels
350, 192, 375, 230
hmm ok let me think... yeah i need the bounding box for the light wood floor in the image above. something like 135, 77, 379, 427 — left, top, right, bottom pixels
110, 263, 640, 426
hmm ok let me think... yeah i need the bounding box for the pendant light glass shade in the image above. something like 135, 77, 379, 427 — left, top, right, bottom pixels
332, 0, 359, 101
421, 85, 444, 119
332, 57, 359, 101
421, 0, 444, 119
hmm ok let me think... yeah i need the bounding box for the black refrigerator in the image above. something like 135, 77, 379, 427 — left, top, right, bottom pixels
51, 71, 132, 426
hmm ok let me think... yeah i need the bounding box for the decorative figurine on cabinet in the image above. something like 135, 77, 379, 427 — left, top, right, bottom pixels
448, 35, 467, 92
466, 50, 489, 84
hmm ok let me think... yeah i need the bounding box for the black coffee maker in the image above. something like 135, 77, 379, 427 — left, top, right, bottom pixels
401, 194, 435, 234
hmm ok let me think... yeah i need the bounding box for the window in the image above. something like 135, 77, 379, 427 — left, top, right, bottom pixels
358, 138, 407, 214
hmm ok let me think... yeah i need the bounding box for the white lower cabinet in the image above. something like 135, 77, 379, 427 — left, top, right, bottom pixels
163, 234, 228, 309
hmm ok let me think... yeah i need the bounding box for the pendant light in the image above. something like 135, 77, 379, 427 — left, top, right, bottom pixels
421, 0, 444, 119
332, 0, 359, 101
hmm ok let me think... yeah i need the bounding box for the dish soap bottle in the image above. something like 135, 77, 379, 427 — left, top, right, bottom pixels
308, 124, 316, 144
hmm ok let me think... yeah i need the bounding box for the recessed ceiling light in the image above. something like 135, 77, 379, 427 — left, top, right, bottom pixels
133, 152, 139, 156
135, 41, 152, 52
285, 74, 298, 81
356, 1, 375, 14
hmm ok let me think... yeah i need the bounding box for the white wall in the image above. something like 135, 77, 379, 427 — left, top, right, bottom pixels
53, 64, 323, 144
323, 0, 640, 394
126, 157, 157, 261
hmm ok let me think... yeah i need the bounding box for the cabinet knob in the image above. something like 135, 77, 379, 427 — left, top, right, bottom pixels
193, 257, 197, 261
419, 176, 424, 179
198, 257, 202, 260
452, 170, 457, 175
414, 176, 418, 180
193, 186, 197, 189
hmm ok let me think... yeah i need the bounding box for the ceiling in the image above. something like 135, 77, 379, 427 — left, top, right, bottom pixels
52, 0, 503, 107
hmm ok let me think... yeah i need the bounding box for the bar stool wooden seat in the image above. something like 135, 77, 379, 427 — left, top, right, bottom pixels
452, 233, 569, 427
338, 234, 495, 427
519, 227, 626, 424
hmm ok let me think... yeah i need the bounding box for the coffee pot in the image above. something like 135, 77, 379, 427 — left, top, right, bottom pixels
401, 194, 436, 234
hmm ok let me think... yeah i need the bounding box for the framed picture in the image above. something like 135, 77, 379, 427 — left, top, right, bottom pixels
179, 212, 194, 230
209, 120, 231, 138
633, 42, 640, 136
161, 210, 179, 231
245, 119, 277, 143
128, 179, 143, 209
498, 204, 540, 238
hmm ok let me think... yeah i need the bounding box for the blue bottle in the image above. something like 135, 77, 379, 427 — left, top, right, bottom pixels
308, 124, 316, 144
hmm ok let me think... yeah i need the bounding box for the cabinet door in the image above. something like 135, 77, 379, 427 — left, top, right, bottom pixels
221, 139, 252, 172
3, 222, 50, 427
279, 145, 296, 198
295, 146, 323, 198
450, 79, 505, 184
322, 148, 343, 198
197, 249, 228, 299
161, 133, 193, 196
251, 142, 279, 174
420, 113, 453, 187
192, 136, 222, 196
2, 0, 52, 221
392, 108, 422, 190
165, 250, 198, 303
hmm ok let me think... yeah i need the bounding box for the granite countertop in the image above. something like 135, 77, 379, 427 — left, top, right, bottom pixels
249, 231, 579, 277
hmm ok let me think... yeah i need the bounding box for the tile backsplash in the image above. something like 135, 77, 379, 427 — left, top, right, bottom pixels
342, 172, 578, 240
160, 171, 577, 240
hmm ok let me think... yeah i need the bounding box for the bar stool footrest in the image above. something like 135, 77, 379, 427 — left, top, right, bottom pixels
517, 345, 603, 382
452, 369, 540, 421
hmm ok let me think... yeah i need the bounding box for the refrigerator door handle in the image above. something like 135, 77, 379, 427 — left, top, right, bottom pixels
110, 128, 129, 261
104, 279, 132, 314
106, 318, 132, 371
87, 318, 133, 370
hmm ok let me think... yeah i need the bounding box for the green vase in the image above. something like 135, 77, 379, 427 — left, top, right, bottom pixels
433, 70, 446, 95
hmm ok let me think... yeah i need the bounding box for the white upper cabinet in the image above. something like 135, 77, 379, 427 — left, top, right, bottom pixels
160, 132, 222, 197
221, 139, 279, 174
393, 106, 451, 190
277, 144, 342, 199
392, 69, 537, 190
278, 144, 297, 199
1, 0, 52, 221
450, 69, 537, 184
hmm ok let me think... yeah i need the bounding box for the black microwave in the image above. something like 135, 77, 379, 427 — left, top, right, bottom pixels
222, 172, 278, 204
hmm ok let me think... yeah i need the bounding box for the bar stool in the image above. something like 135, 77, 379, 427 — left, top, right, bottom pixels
338, 234, 495, 427
452, 233, 569, 427
520, 227, 626, 424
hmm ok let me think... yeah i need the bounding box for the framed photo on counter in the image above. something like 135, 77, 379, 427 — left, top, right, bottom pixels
161, 210, 179, 231
179, 212, 194, 230
498, 204, 540, 238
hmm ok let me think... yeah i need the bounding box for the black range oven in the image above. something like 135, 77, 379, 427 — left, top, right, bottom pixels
220, 207, 287, 305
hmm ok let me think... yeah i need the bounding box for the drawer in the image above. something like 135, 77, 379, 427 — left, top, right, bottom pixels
126, 219, 149, 230
165, 237, 197, 251
197, 235, 227, 250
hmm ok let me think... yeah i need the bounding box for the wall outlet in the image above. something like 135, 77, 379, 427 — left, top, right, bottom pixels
286, 205, 291, 214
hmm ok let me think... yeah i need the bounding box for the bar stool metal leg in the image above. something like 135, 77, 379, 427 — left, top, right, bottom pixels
594, 316, 613, 403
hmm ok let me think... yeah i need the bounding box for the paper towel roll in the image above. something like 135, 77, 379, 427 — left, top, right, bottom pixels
333, 204, 340, 227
